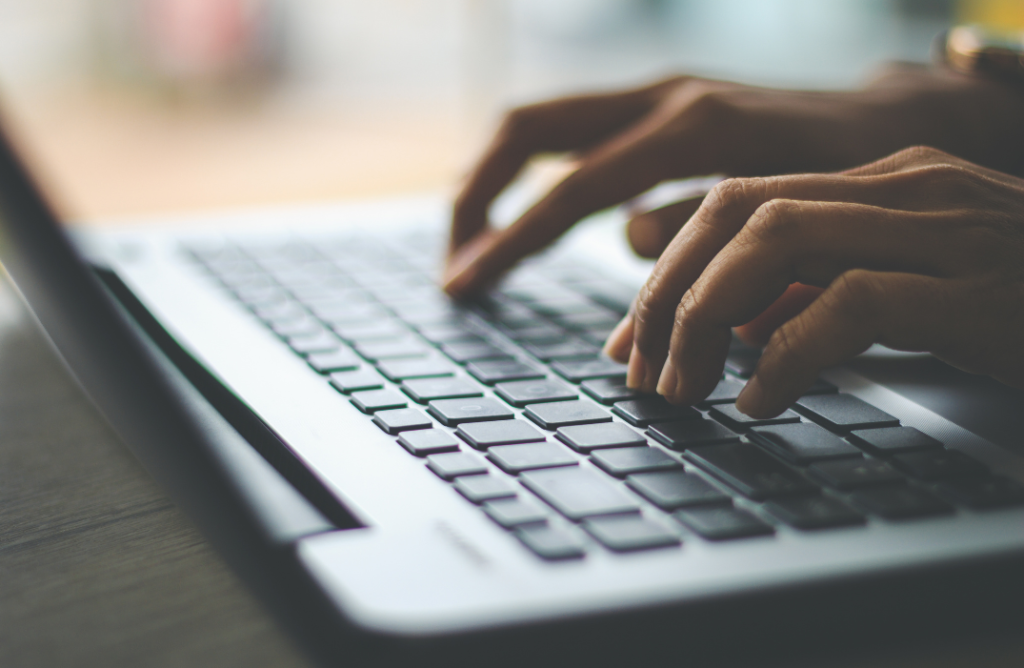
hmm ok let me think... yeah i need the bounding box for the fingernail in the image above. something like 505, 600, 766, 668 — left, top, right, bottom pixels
736, 376, 764, 417
602, 315, 633, 362
656, 357, 678, 399
626, 344, 646, 389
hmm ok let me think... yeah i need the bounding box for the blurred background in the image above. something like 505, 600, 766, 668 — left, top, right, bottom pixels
0, 0, 1021, 222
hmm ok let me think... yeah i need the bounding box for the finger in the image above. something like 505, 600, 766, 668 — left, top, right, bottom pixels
736, 270, 962, 417
603, 314, 634, 363
627, 197, 704, 258
734, 283, 823, 346
450, 78, 684, 254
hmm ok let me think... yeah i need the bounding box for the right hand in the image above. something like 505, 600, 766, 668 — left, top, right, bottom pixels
443, 64, 1024, 297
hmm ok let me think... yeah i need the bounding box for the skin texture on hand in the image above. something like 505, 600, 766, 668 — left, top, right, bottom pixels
444, 64, 1024, 297
603, 146, 1024, 417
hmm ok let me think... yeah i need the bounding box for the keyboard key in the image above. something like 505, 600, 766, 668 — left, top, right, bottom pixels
426, 451, 488, 480
583, 516, 680, 552
847, 426, 943, 455
849, 486, 954, 519
612, 397, 701, 427
523, 338, 599, 361
453, 475, 518, 503
271, 316, 325, 338
306, 349, 361, 373
350, 389, 408, 414
502, 322, 564, 342
397, 429, 460, 456
808, 458, 905, 490
440, 341, 511, 363
495, 379, 577, 407
724, 341, 761, 378
467, 359, 545, 384
556, 311, 621, 331
684, 442, 818, 500
794, 394, 900, 432
456, 420, 547, 449
354, 338, 430, 362
401, 377, 482, 403
524, 400, 612, 430
332, 320, 408, 343
376, 358, 456, 382
515, 525, 585, 560
749, 423, 863, 465
591, 447, 681, 477
488, 442, 579, 473
697, 376, 747, 406
521, 467, 640, 520
417, 323, 482, 344
674, 507, 774, 541
648, 419, 740, 450
483, 498, 548, 528
707, 404, 802, 431
580, 377, 639, 404
763, 496, 865, 530
288, 331, 341, 355
328, 368, 385, 393
626, 471, 730, 509
427, 397, 515, 426
555, 423, 646, 452
803, 378, 839, 396
371, 408, 433, 434
578, 325, 617, 346
936, 477, 1024, 510
551, 358, 628, 383
892, 450, 988, 481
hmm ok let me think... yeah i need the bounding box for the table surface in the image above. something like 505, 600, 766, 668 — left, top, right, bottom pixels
2, 88, 1024, 668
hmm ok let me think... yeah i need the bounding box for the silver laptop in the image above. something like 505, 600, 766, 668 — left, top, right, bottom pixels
2, 117, 1023, 666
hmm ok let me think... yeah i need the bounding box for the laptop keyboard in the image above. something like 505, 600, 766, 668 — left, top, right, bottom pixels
185, 233, 1024, 561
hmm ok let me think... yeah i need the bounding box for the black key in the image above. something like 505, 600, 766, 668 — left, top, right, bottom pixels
794, 394, 899, 432
936, 477, 1024, 510
401, 377, 482, 403
583, 516, 680, 552
724, 341, 761, 378
551, 358, 628, 383
763, 496, 865, 530
520, 467, 640, 520
417, 323, 482, 344
467, 359, 545, 385
524, 400, 612, 430
502, 322, 564, 342
555, 423, 646, 452
288, 331, 341, 355
892, 450, 988, 481
591, 447, 681, 478
612, 397, 701, 427
708, 404, 802, 431
483, 498, 548, 528
453, 475, 518, 503
426, 451, 488, 479
427, 397, 515, 426
849, 486, 954, 519
848, 426, 943, 455
684, 442, 818, 500
328, 368, 385, 393
350, 389, 408, 414
626, 471, 730, 510
371, 408, 433, 434
523, 339, 599, 361
376, 358, 456, 382
515, 525, 585, 560
332, 320, 408, 343
749, 423, 863, 465
580, 376, 638, 404
306, 349, 361, 373
578, 325, 617, 346
456, 420, 547, 449
556, 311, 620, 331
354, 338, 430, 362
803, 378, 839, 396
674, 507, 774, 541
488, 443, 579, 474
397, 429, 459, 456
697, 376, 747, 406
808, 458, 905, 490
648, 419, 740, 450
441, 341, 511, 363
495, 379, 577, 407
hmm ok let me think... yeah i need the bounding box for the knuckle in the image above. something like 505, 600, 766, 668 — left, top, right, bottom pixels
499, 105, 541, 140
744, 198, 801, 243
830, 269, 882, 319
893, 145, 951, 166
703, 177, 766, 219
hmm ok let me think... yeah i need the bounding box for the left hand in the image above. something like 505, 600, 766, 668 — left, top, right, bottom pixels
603, 146, 1024, 417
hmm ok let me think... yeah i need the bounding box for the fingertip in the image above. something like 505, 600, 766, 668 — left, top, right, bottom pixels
734, 375, 766, 417
655, 356, 679, 401
602, 315, 634, 362
626, 344, 647, 389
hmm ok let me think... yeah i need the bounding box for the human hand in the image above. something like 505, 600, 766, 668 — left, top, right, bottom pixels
603, 146, 1024, 418
444, 65, 1024, 297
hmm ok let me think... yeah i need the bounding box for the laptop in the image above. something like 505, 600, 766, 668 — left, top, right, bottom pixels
2, 114, 1023, 667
